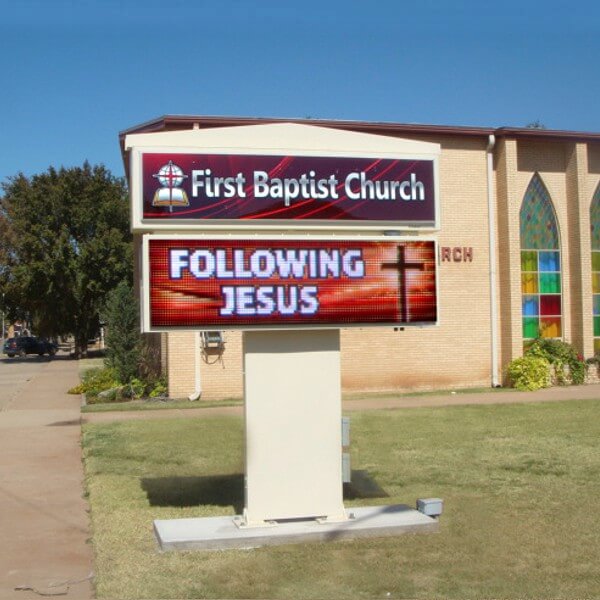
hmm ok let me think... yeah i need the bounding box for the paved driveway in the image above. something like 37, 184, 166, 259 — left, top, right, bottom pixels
0, 355, 56, 412
0, 356, 92, 599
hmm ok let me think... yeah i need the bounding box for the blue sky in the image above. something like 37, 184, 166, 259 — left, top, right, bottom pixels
2, 0, 599, 183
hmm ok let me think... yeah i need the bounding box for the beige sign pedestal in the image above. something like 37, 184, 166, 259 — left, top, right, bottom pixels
241, 329, 346, 526
153, 327, 440, 550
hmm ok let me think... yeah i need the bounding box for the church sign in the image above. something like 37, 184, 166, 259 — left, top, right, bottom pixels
136, 153, 437, 228
142, 236, 438, 331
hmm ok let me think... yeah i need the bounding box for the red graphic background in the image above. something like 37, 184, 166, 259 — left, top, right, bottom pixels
148, 239, 437, 329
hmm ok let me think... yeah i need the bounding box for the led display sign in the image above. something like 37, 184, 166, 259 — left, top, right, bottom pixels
144, 237, 438, 331
138, 153, 437, 228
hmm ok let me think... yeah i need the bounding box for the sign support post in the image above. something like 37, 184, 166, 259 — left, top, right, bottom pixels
241, 329, 345, 526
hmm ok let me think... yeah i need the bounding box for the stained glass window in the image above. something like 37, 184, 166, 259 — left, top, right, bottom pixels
520, 174, 561, 350
591, 185, 600, 354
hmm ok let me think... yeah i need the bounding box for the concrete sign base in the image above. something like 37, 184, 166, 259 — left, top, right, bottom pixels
154, 504, 439, 551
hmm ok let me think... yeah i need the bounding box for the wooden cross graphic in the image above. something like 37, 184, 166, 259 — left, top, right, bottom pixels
381, 245, 427, 322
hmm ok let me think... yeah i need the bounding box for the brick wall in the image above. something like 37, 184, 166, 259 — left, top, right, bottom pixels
165, 136, 600, 400
198, 331, 243, 399
166, 331, 197, 399
341, 136, 493, 392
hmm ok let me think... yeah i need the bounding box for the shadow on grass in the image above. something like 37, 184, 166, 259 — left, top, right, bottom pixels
344, 470, 390, 500
141, 470, 388, 514
141, 475, 245, 513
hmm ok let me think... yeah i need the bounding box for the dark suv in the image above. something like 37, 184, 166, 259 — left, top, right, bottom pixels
3, 336, 58, 358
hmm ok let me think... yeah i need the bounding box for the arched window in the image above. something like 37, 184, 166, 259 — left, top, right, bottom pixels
591, 184, 600, 354
520, 174, 561, 350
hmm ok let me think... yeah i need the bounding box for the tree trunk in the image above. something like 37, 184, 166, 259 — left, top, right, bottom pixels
74, 332, 89, 359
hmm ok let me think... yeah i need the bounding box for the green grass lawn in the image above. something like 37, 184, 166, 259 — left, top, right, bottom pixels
81, 398, 243, 413
342, 385, 515, 400
81, 386, 510, 414
82, 400, 600, 599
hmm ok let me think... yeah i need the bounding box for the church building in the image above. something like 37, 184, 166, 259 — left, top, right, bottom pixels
120, 115, 600, 399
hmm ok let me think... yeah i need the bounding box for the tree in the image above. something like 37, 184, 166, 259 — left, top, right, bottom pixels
525, 120, 547, 129
0, 163, 132, 356
103, 280, 141, 383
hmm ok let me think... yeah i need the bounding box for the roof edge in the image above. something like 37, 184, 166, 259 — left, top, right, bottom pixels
119, 115, 600, 176
119, 114, 495, 140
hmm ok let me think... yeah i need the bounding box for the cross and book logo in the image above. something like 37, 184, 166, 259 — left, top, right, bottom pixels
152, 161, 189, 208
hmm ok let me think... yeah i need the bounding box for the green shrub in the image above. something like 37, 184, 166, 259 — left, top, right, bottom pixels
87, 387, 119, 404
103, 280, 142, 384
507, 355, 551, 391
526, 339, 585, 385
124, 378, 145, 399
74, 369, 168, 403
148, 378, 167, 398
73, 366, 121, 400
101, 280, 164, 398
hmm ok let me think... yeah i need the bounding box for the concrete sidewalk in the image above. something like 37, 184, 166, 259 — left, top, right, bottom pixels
82, 381, 600, 424
0, 358, 93, 599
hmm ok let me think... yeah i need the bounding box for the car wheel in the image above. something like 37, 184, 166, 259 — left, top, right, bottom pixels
7, 354, 14, 358
49, 348, 57, 356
